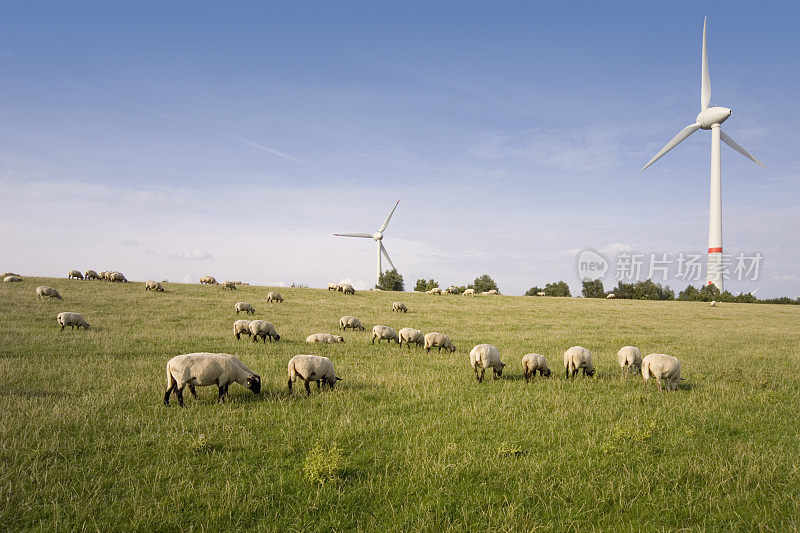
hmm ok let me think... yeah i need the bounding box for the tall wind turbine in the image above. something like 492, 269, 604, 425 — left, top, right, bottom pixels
642, 18, 764, 291
334, 200, 400, 287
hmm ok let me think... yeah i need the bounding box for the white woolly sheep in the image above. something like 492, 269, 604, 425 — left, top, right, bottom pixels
463, 288, 475, 296
564, 346, 595, 378
328, 282, 338, 291
306, 333, 345, 344
145, 280, 164, 292
67, 269, 83, 280
164, 352, 261, 406
249, 320, 280, 342
57, 312, 90, 331
222, 281, 236, 290
642, 353, 682, 392
339, 316, 365, 331
267, 291, 284, 303
398, 327, 424, 349
233, 319, 252, 339
536, 291, 546, 297
0, 272, 20, 278
84, 270, 99, 280
710, 300, 717, 307
200, 275, 218, 285
372, 325, 400, 345
617, 346, 642, 377
426, 287, 442, 295
606, 293, 616, 299
392, 301, 408, 313
4, 275, 22, 283
36, 286, 62, 300
522, 353, 551, 382
470, 344, 506, 382
287, 354, 342, 395
341, 283, 355, 295
423, 332, 456, 353
485, 289, 499, 295
110, 272, 127, 282
235, 302, 255, 315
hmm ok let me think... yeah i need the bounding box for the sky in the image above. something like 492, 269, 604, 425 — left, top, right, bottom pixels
1, 1, 798, 296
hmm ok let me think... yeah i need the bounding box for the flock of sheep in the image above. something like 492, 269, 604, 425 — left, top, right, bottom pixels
11, 270, 685, 406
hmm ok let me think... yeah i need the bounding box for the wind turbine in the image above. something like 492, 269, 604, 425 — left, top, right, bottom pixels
642, 17, 764, 291
334, 200, 400, 287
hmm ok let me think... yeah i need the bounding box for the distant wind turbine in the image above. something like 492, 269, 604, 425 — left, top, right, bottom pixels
334, 200, 400, 287
642, 17, 764, 291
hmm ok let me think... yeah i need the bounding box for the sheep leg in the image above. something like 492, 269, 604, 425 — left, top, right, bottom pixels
525, 370, 531, 383
304, 380, 311, 396
176, 387, 185, 407
479, 368, 485, 383
252, 335, 257, 343
316, 380, 321, 389
492, 369, 500, 380
287, 378, 293, 392
188, 385, 197, 398
60, 324, 65, 332
572, 368, 578, 378
657, 379, 663, 393
164, 383, 175, 406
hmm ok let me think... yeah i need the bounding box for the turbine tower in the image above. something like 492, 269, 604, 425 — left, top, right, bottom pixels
334, 200, 400, 287
642, 18, 764, 291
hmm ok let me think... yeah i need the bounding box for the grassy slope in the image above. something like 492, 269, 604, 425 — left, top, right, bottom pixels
1, 277, 799, 531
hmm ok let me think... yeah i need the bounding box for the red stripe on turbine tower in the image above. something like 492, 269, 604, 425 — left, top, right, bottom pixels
708, 247, 723, 253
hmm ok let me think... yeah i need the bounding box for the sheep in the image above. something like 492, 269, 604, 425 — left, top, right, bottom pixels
522, 353, 551, 382
267, 291, 284, 303
200, 275, 218, 285
328, 283, 338, 291
424, 332, 456, 353
564, 346, 595, 378
287, 354, 342, 395
235, 302, 255, 315
426, 287, 442, 295
84, 270, 100, 280
339, 316, 365, 331
710, 300, 717, 307
372, 325, 400, 345
536, 291, 546, 297
222, 281, 237, 290
392, 301, 408, 313
617, 346, 642, 377
306, 333, 345, 344
606, 293, 616, 299
164, 352, 261, 406
463, 288, 475, 296
67, 269, 84, 280
57, 312, 90, 331
642, 354, 682, 392
145, 280, 164, 292
4, 275, 22, 283
98, 271, 108, 280
469, 344, 506, 382
233, 319, 252, 339
249, 320, 280, 342
0, 272, 20, 278
398, 327, 424, 349
36, 286, 62, 300
340, 283, 355, 295
485, 289, 499, 295
336, 284, 344, 292
110, 272, 127, 282
443, 287, 454, 294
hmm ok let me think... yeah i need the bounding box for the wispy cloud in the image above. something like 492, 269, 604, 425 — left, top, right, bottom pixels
169, 249, 214, 261
121, 239, 139, 247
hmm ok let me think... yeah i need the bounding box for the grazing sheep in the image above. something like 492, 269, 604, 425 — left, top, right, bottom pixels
485, 289, 499, 295
4, 275, 22, 283
469, 344, 506, 382
306, 333, 345, 344
642, 354, 682, 392
710, 300, 717, 307
463, 288, 475, 296
287, 354, 342, 395
0, 272, 20, 278
233, 319, 252, 339
398, 327, 424, 349
222, 281, 237, 290
392, 301, 408, 313
67, 269, 83, 280
606, 293, 616, 299
145, 280, 164, 292
98, 271, 108, 280
522, 353, 551, 382
267, 291, 284, 303
371, 325, 400, 345
235, 302, 255, 315
341, 283, 355, 295
249, 320, 280, 342
36, 286, 62, 300
536, 292, 546, 297
617, 346, 643, 377
328, 283, 338, 291
200, 275, 218, 285
423, 332, 456, 353
564, 346, 595, 378
339, 316, 365, 331
57, 312, 90, 331
426, 287, 442, 295
84, 270, 100, 280
164, 352, 261, 406
110, 272, 127, 282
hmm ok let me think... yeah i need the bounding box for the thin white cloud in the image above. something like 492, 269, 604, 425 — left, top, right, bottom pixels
169, 249, 214, 261
121, 239, 139, 247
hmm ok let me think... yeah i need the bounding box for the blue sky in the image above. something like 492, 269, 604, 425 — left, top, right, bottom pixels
1, 1, 798, 296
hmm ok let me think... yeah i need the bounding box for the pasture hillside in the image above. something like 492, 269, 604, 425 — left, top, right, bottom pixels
1, 277, 799, 530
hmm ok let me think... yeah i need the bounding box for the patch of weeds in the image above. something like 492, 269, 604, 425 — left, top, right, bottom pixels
600, 421, 659, 456
304, 442, 343, 484
497, 442, 524, 458
188, 433, 221, 454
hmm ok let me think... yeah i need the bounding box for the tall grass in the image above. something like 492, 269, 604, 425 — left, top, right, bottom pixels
1, 277, 799, 530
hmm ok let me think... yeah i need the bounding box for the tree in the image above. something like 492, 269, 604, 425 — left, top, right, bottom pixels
472, 274, 499, 294
414, 278, 438, 292
581, 279, 605, 298
525, 286, 545, 296
377, 269, 404, 291
544, 281, 571, 297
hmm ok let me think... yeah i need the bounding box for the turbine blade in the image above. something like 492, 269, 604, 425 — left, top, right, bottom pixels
701, 17, 711, 111
378, 199, 399, 233
333, 232, 373, 238
380, 242, 396, 271
720, 130, 765, 167
641, 123, 701, 171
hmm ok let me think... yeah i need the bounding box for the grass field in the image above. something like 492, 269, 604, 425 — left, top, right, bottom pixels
2, 277, 800, 531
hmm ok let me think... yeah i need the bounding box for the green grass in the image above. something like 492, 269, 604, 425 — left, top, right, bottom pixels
2, 277, 800, 531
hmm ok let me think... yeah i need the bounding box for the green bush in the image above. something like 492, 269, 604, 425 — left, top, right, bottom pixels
377, 269, 404, 291
581, 279, 605, 298
414, 278, 439, 292
471, 274, 499, 294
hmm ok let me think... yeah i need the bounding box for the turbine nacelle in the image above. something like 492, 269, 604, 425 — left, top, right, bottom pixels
372, 232, 383, 241
697, 107, 732, 129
